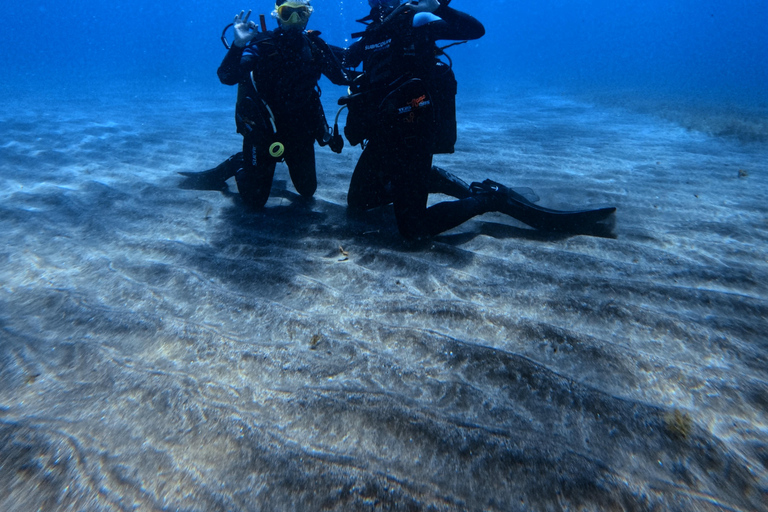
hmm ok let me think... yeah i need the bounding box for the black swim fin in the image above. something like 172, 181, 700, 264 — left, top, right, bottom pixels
471, 179, 616, 238
178, 152, 243, 191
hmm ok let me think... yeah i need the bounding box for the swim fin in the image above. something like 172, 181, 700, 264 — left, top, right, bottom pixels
178, 152, 243, 191
471, 179, 616, 237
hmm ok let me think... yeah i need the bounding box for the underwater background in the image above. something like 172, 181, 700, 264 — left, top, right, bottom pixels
2, 1, 768, 511
3, 0, 767, 113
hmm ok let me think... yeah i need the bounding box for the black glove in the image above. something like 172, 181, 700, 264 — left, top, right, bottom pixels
329, 123, 344, 154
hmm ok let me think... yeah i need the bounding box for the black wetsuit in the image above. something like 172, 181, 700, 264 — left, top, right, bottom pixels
218, 28, 349, 208
344, 4, 487, 240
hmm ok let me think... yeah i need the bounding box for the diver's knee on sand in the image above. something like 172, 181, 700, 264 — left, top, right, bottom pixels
236, 168, 272, 209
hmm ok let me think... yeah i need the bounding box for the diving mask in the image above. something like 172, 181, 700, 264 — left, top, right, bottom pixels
274, 1, 313, 30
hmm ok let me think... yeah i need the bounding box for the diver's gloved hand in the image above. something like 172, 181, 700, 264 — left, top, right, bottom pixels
329, 136, 344, 154
329, 123, 344, 153
233, 10, 259, 48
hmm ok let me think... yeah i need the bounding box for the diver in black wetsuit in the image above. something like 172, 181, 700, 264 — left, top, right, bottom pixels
216, 1, 350, 208
342, 0, 486, 239
341, 0, 616, 239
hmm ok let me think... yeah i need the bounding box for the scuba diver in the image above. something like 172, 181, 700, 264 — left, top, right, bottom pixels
340, 0, 616, 240
190, 1, 350, 208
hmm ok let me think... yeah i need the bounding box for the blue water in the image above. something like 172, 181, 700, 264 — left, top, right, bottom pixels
2, 0, 766, 106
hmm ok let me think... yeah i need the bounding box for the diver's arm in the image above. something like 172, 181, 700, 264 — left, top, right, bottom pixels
343, 40, 365, 70
323, 61, 353, 86
327, 44, 349, 68
217, 11, 260, 85
218, 46, 259, 86
314, 38, 354, 86
420, 3, 485, 41
217, 46, 246, 85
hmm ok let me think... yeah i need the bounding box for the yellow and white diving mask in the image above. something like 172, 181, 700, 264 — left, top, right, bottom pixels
273, 0, 313, 31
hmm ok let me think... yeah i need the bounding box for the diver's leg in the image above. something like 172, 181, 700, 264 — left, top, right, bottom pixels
178, 152, 243, 191
284, 135, 317, 199
347, 140, 394, 211
393, 152, 498, 240
420, 195, 497, 237
391, 151, 431, 239
236, 136, 276, 209
427, 165, 472, 199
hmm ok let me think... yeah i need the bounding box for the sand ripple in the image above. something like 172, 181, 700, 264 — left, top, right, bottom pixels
1, 91, 767, 511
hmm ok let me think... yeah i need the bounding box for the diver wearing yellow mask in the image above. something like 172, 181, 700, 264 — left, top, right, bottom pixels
215, 2, 350, 209
273, 0, 313, 31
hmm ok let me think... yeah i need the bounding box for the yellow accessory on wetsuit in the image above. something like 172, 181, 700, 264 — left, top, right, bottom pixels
274, 1, 313, 30
269, 142, 285, 158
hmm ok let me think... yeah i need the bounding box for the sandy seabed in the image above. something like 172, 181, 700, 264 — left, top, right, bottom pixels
1, 84, 767, 511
